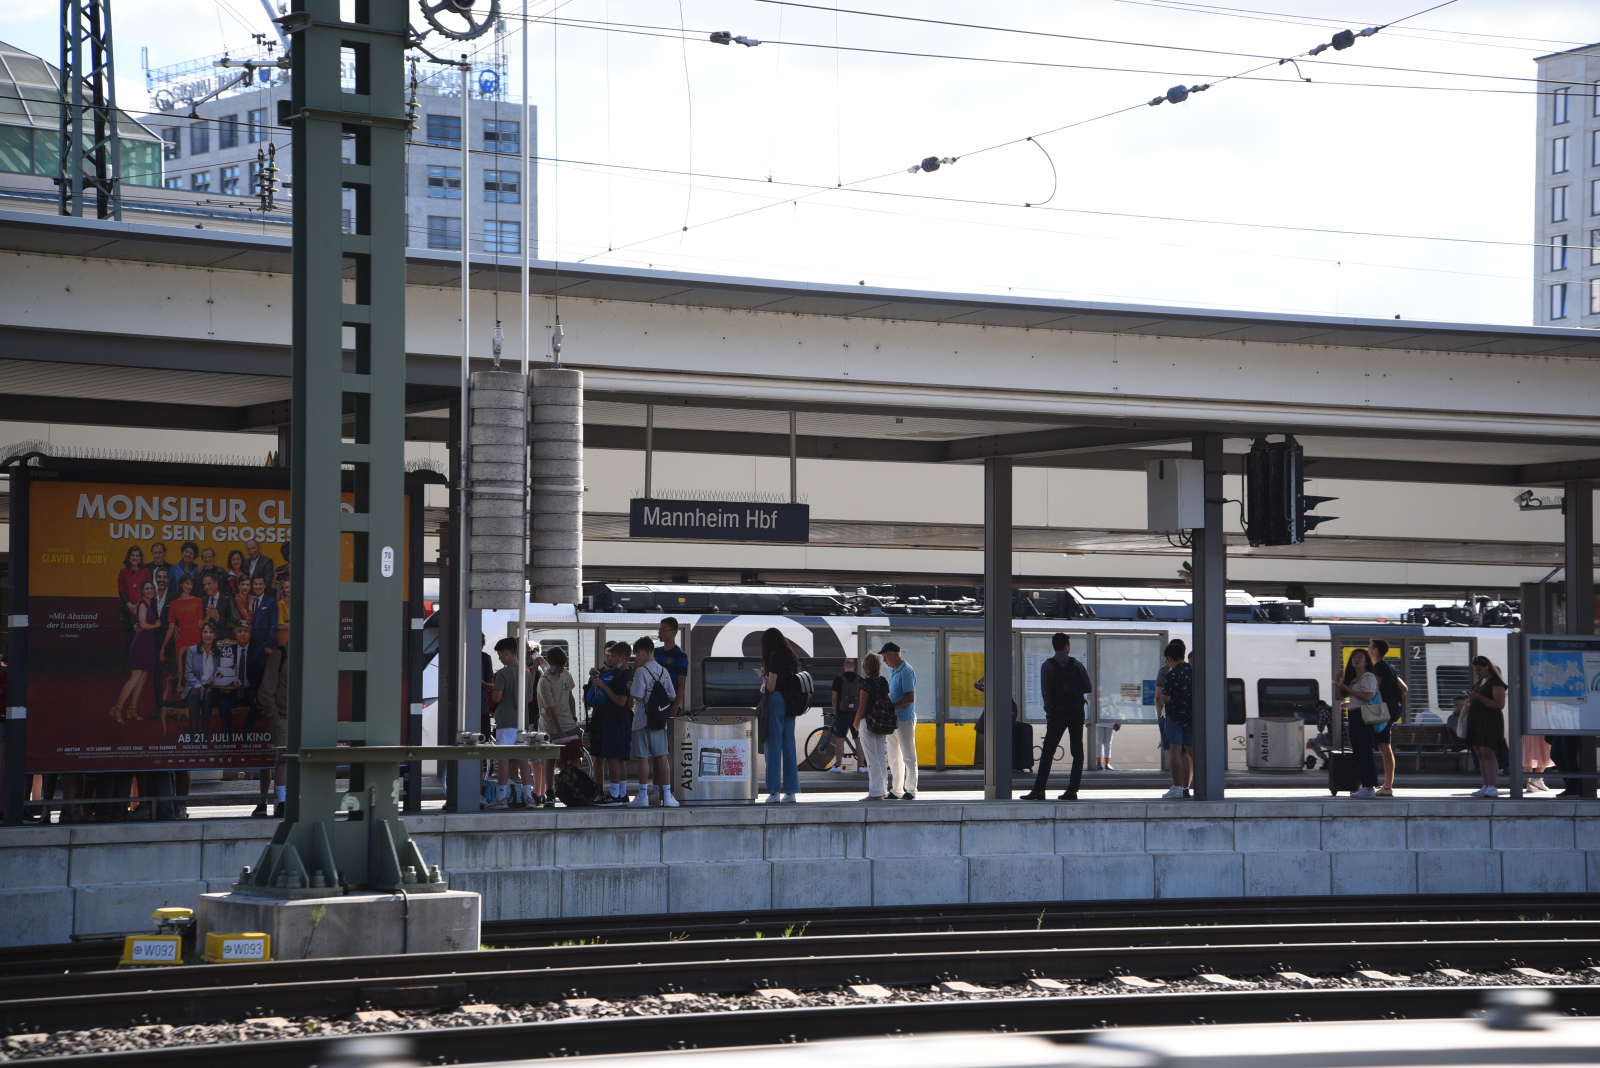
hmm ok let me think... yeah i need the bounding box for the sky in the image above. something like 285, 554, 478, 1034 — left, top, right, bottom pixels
10, 0, 1600, 324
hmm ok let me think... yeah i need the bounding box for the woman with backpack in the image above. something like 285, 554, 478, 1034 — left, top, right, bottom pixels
756, 627, 804, 803
855, 652, 896, 801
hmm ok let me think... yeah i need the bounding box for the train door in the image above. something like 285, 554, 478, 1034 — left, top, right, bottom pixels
1402, 639, 1474, 725
860, 627, 943, 767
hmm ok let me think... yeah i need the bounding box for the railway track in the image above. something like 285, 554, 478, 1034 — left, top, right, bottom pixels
12, 893, 1595, 977
29, 983, 1600, 1067
1, 909, 1597, 1032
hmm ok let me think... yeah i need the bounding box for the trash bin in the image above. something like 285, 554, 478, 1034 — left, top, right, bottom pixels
671, 713, 758, 803
1245, 717, 1308, 770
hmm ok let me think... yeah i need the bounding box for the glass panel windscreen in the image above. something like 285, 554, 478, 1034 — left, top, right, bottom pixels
518, 627, 594, 682
1407, 640, 1472, 725
947, 633, 984, 723
1096, 634, 1162, 723
1021, 632, 1088, 723
863, 629, 940, 723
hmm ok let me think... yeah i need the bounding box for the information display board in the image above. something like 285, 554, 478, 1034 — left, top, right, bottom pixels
1522, 634, 1600, 734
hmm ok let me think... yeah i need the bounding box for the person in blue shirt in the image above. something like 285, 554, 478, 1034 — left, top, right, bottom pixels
881, 642, 918, 800
655, 616, 690, 717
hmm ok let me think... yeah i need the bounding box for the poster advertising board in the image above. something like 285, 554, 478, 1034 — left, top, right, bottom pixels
1524, 635, 1600, 734
21, 467, 415, 773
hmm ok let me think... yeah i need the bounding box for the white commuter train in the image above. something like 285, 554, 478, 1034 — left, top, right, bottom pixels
425, 585, 1508, 774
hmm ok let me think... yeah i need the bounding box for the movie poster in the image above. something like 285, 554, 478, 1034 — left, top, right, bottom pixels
27, 479, 295, 771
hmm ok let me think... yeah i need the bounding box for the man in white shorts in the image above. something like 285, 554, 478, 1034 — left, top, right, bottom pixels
628, 637, 678, 807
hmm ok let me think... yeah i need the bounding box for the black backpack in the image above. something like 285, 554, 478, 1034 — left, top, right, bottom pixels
641, 664, 674, 730
863, 678, 899, 735
837, 673, 862, 717
554, 763, 601, 807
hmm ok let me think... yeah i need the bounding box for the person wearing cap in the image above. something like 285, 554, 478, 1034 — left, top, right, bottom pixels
880, 642, 918, 800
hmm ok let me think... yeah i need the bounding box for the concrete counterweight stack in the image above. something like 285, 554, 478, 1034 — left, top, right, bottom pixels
529, 367, 583, 604
468, 370, 529, 610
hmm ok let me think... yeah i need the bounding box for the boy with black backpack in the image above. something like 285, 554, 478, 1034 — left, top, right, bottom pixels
627, 636, 678, 808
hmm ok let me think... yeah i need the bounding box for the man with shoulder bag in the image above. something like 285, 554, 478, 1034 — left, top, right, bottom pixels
1021, 632, 1092, 801
828, 658, 862, 773
626, 637, 678, 808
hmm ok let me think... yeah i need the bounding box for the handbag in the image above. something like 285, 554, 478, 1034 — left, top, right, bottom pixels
1360, 694, 1388, 725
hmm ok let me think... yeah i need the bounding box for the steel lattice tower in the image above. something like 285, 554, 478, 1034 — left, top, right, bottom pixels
58, 0, 121, 220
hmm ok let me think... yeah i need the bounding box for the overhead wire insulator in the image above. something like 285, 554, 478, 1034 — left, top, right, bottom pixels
1149, 84, 1208, 106
907, 156, 957, 174
710, 30, 732, 44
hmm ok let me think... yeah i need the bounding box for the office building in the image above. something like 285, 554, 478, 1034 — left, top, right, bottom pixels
1533, 43, 1600, 325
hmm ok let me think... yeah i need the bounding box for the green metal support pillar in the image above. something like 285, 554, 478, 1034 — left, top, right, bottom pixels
238, 0, 436, 895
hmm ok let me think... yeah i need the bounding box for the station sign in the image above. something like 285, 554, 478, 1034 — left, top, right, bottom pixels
629, 498, 809, 543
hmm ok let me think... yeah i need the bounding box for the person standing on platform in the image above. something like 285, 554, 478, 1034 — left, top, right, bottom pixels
830, 657, 862, 773
880, 642, 918, 800
1334, 648, 1381, 800
855, 653, 891, 800
1021, 632, 1091, 801
1156, 641, 1194, 799
535, 646, 579, 807
488, 637, 536, 809
656, 617, 689, 717
1464, 655, 1509, 798
590, 642, 636, 803
757, 628, 804, 803
627, 637, 678, 807
1367, 640, 1407, 797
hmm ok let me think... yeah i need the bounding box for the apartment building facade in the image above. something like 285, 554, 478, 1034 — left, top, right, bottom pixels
1534, 44, 1600, 325
147, 52, 535, 255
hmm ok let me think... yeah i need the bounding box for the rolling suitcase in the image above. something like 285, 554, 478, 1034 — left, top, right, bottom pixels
1327, 746, 1360, 795
1012, 720, 1035, 773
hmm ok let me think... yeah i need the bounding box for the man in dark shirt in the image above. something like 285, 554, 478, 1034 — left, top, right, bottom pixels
829, 657, 862, 773
655, 617, 690, 717
1021, 632, 1092, 801
1367, 639, 1407, 796
591, 642, 636, 803
1157, 641, 1193, 799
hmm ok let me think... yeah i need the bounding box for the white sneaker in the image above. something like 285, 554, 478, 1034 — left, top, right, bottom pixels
662, 790, 680, 808
828, 765, 845, 773
1477, 786, 1499, 798
1160, 786, 1185, 799
763, 793, 783, 804
782, 793, 798, 803
484, 798, 508, 810
1353, 787, 1376, 799
1104, 764, 1115, 771
626, 791, 651, 807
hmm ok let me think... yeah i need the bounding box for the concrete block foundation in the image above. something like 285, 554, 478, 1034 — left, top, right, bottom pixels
196, 889, 481, 959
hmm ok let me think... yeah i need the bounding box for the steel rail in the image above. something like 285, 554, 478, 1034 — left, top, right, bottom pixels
4, 934, 1597, 1033
37, 984, 1600, 1068
7, 894, 1591, 980
480, 892, 1600, 945
9, 919, 1600, 1004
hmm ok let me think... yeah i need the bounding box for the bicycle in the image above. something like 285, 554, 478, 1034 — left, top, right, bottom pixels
802, 714, 861, 771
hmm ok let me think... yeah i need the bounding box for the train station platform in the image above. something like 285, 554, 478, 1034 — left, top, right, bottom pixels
0, 795, 1593, 945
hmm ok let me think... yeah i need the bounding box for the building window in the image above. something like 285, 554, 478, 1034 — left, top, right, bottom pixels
1551, 282, 1569, 320
1554, 86, 1570, 125
425, 113, 461, 148
484, 119, 519, 154
1552, 234, 1569, 271
484, 169, 519, 202
191, 171, 211, 192
1593, 179, 1600, 217
1591, 279, 1600, 315
1591, 229, 1600, 266
221, 165, 240, 195
1594, 80, 1600, 117
427, 215, 461, 250
165, 176, 184, 190
427, 165, 462, 198
219, 115, 238, 150
248, 108, 266, 143
190, 123, 209, 154
1553, 185, 1569, 223
485, 219, 520, 253
342, 207, 354, 233
161, 128, 181, 160
1553, 136, 1569, 173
